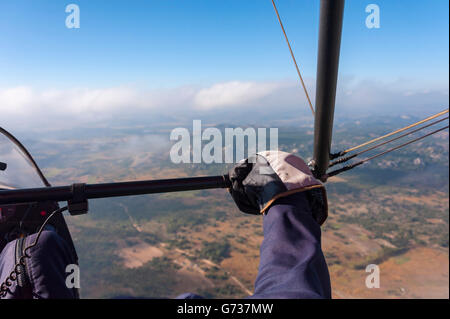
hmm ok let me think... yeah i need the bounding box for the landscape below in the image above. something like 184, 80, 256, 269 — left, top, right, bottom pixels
22, 115, 448, 298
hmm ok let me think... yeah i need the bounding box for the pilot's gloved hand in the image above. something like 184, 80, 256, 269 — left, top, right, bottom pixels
228, 151, 328, 225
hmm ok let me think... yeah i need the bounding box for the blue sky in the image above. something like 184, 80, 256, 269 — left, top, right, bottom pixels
0, 0, 448, 130
1, 0, 448, 88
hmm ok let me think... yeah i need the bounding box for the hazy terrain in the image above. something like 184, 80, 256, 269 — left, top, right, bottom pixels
17, 115, 449, 299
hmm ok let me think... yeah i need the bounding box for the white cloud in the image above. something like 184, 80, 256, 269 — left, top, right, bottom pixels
0, 86, 142, 115
193, 81, 283, 110
0, 86, 35, 115
0, 79, 448, 132
335, 79, 449, 116
0, 85, 196, 129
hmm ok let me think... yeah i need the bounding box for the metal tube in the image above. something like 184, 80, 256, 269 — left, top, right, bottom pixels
0, 175, 231, 205
313, 0, 345, 179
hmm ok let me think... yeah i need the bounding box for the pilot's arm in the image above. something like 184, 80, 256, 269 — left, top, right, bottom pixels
0, 230, 78, 299
228, 151, 331, 299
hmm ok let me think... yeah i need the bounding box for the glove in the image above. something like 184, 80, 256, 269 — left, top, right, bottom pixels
228, 151, 328, 225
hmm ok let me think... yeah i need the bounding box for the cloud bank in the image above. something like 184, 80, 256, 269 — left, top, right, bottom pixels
0, 79, 448, 132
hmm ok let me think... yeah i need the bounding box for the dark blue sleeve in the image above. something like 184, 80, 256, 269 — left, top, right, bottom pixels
0, 230, 78, 299
249, 192, 331, 299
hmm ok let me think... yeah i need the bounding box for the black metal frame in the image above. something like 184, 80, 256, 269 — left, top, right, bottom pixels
313, 0, 345, 180
0, 175, 230, 206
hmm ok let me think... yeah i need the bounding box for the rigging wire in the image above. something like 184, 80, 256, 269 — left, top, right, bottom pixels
330, 109, 449, 159
326, 125, 449, 179
271, 0, 315, 116
329, 116, 449, 168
